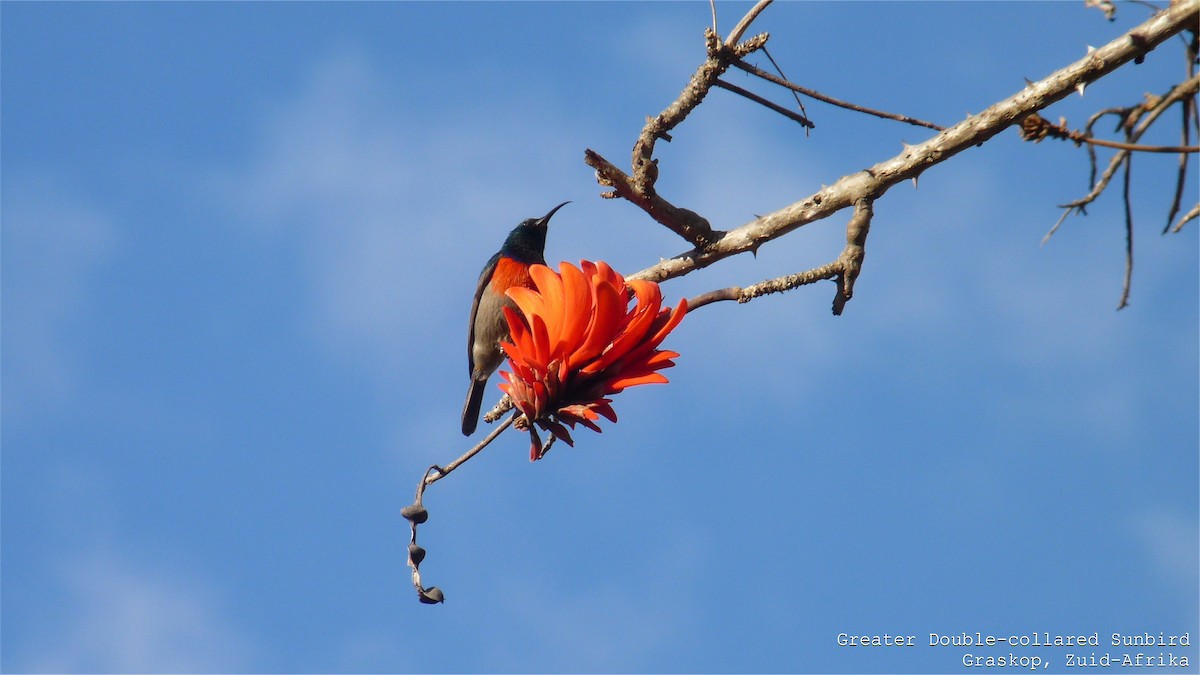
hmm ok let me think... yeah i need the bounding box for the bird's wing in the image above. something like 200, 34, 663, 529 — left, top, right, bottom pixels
467, 251, 502, 374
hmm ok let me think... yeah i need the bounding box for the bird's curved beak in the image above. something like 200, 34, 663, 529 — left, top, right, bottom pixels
537, 201, 571, 227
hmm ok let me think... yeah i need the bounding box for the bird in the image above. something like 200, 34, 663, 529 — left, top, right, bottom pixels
461, 201, 569, 436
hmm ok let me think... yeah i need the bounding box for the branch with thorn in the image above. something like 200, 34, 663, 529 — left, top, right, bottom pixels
584, 4, 775, 249
621, 0, 1195, 293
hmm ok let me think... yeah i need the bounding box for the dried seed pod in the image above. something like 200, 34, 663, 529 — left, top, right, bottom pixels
418, 586, 445, 604
401, 504, 428, 524
408, 543, 426, 566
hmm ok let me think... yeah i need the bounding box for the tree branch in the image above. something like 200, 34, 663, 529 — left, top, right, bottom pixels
685, 198, 875, 314
586, 2, 778, 248
625, 0, 1198, 287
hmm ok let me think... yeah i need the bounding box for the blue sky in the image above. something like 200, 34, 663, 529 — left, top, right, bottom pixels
2, 2, 1197, 673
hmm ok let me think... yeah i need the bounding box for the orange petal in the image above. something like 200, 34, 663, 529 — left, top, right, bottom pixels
581, 280, 662, 375
527, 313, 551, 371
557, 262, 592, 358
647, 298, 687, 348
502, 306, 533, 354
569, 271, 624, 369
606, 370, 669, 392
505, 285, 544, 325
528, 264, 566, 355
617, 300, 685, 367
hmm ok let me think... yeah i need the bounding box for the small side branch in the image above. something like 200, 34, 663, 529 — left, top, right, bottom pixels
589, 2, 777, 248
731, 59, 945, 131
585, 149, 720, 246
631, 28, 770, 197
833, 198, 874, 315
686, 199, 874, 315
713, 79, 814, 129
1170, 202, 1199, 233
1053, 74, 1199, 217
686, 261, 841, 311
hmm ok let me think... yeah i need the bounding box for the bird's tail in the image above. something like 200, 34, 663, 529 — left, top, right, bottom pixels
461, 378, 487, 436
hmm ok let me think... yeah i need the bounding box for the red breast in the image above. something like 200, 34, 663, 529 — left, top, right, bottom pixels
490, 256, 536, 294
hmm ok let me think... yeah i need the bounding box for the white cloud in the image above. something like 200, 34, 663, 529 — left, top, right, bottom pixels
12, 466, 257, 673
212, 47, 590, 383
1, 177, 117, 423
27, 549, 254, 674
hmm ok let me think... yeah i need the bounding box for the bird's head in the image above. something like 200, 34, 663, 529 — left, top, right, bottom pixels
501, 201, 569, 262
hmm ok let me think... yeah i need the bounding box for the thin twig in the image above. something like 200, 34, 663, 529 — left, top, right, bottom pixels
1171, 202, 1199, 233
1165, 47, 1197, 233
761, 46, 809, 134
1084, 137, 1197, 152
1057, 73, 1200, 211
713, 78, 814, 128
1118, 157, 1134, 310
424, 413, 516, 489
732, 59, 945, 131
404, 413, 517, 604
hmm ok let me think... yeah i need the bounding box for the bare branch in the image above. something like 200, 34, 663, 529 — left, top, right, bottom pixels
726, 0, 773, 47
585, 148, 719, 245
833, 198, 874, 315
731, 59, 945, 131
1165, 53, 1197, 233
1057, 73, 1200, 212
684, 199, 875, 314
1119, 157, 1135, 310
631, 29, 769, 198
686, 260, 841, 311
625, 0, 1198, 287
587, 4, 779, 248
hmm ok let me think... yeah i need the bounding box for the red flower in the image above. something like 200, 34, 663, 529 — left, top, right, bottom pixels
497, 260, 687, 460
